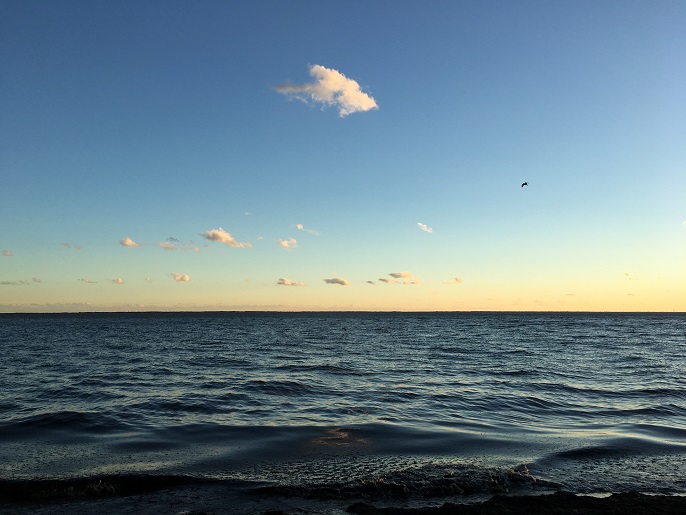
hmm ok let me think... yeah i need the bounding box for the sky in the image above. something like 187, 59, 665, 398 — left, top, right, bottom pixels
1, 0, 685, 312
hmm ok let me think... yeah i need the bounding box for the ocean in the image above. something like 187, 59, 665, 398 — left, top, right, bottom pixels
1, 312, 685, 511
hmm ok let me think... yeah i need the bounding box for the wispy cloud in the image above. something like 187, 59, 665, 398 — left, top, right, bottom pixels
0, 279, 32, 286
112, 277, 124, 285
379, 272, 419, 285
277, 278, 305, 287
202, 228, 251, 248
418, 223, 433, 233
61, 243, 82, 250
171, 272, 190, 283
324, 277, 350, 286
2, 250, 12, 257
274, 64, 378, 117
279, 238, 298, 250
445, 276, 463, 285
296, 224, 320, 236
120, 237, 140, 247
79, 278, 96, 284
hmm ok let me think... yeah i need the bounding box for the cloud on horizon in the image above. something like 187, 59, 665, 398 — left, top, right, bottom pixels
323, 277, 350, 286
274, 64, 378, 117
418, 223, 433, 233
171, 272, 190, 283
202, 228, 251, 248
279, 238, 298, 250
277, 277, 305, 286
380, 272, 419, 285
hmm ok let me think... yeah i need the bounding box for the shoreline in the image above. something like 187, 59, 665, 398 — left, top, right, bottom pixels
2, 478, 685, 515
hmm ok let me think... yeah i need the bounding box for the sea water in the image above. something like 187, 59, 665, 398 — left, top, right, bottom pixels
1, 312, 685, 499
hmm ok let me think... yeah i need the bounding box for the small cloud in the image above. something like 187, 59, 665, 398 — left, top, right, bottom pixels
279, 238, 298, 250
112, 277, 124, 285
624, 273, 633, 280
418, 223, 433, 233
445, 276, 463, 285
366, 280, 375, 285
389, 272, 413, 279
274, 64, 378, 117
296, 224, 320, 236
79, 278, 96, 284
244, 211, 252, 216
32, 278, 41, 283
2, 250, 12, 257
171, 272, 190, 283
202, 227, 251, 248
159, 241, 177, 251
120, 237, 140, 247
61, 243, 82, 250
0, 280, 30, 286
146, 277, 152, 283
378, 277, 398, 284
277, 277, 305, 287
324, 277, 350, 286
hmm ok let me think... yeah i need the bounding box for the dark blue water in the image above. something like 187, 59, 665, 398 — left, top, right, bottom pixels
1, 312, 685, 500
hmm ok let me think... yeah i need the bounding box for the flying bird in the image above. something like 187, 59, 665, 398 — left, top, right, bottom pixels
521, 182, 528, 187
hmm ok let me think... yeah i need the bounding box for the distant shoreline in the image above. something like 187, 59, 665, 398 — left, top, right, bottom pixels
1, 310, 684, 315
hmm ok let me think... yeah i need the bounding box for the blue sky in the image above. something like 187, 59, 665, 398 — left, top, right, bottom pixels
1, 1, 685, 311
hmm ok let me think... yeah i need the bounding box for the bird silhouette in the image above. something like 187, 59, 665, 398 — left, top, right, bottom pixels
521, 182, 528, 187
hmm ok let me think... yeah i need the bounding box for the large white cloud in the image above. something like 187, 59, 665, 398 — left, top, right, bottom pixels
275, 64, 378, 117
202, 228, 251, 248
323, 277, 350, 286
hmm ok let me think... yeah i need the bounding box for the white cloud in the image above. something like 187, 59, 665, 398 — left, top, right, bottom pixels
120, 237, 140, 247
274, 64, 378, 117
171, 272, 190, 283
2, 250, 12, 257
112, 277, 124, 285
324, 277, 350, 286
202, 228, 251, 248
418, 223, 433, 233
296, 223, 320, 236
279, 237, 298, 249
159, 241, 177, 251
277, 277, 305, 287
445, 276, 463, 285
